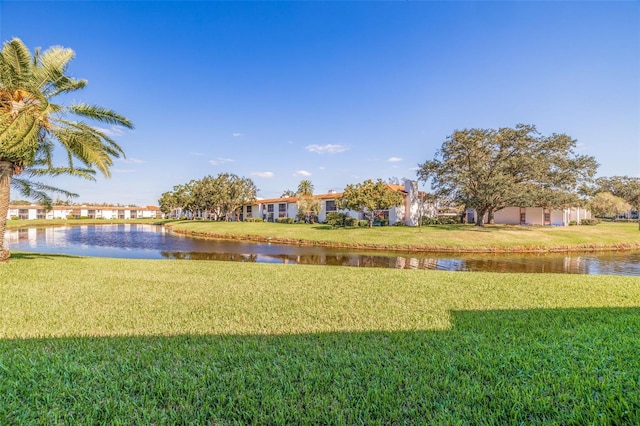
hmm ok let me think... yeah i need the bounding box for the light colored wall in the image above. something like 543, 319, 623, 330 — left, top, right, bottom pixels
494, 207, 520, 225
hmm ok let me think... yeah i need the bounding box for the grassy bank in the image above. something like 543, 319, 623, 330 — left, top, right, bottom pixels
1, 254, 639, 423
167, 220, 640, 252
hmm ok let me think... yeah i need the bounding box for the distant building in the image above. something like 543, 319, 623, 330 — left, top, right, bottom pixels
6, 204, 163, 220
466, 206, 591, 226
240, 180, 435, 226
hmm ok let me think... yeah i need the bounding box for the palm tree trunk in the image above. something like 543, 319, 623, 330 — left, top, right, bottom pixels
0, 160, 13, 262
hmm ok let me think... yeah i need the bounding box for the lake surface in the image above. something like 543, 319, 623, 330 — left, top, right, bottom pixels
5, 224, 640, 276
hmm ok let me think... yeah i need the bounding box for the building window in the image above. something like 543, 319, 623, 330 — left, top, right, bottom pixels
19, 208, 29, 220
267, 204, 274, 213
326, 200, 337, 212
130, 210, 137, 219
37, 209, 46, 219
246, 206, 252, 215
279, 203, 287, 217
88, 209, 96, 219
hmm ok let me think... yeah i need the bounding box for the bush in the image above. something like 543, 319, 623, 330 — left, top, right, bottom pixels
325, 212, 348, 227
275, 217, 294, 224
344, 217, 359, 227
393, 221, 406, 226
358, 220, 370, 227
10, 216, 19, 220
580, 218, 600, 226
421, 215, 461, 226
244, 217, 263, 222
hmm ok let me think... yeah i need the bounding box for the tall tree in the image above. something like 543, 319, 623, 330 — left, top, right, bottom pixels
221, 173, 257, 221
339, 179, 404, 227
418, 124, 598, 226
0, 38, 133, 261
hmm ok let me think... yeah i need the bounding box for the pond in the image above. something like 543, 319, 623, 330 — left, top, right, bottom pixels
4, 224, 640, 276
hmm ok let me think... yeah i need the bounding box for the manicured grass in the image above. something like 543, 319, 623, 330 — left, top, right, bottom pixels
1, 254, 639, 423
168, 220, 640, 252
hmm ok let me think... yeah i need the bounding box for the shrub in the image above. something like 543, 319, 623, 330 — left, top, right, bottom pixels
10, 216, 19, 220
275, 217, 294, 224
393, 221, 406, 226
437, 215, 461, 225
580, 218, 600, 226
344, 217, 359, 227
422, 215, 461, 225
325, 212, 348, 227
358, 220, 370, 227
244, 217, 263, 222
569, 220, 578, 226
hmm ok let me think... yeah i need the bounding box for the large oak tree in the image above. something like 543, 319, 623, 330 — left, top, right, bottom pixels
417, 124, 598, 226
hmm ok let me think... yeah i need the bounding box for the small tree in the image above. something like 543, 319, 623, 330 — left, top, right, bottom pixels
339, 179, 404, 227
295, 179, 320, 223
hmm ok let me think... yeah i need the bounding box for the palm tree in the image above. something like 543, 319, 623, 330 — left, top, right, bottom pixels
295, 180, 320, 223
0, 38, 133, 262
297, 179, 314, 197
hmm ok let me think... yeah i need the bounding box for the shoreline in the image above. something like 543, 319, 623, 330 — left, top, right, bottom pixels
166, 225, 640, 254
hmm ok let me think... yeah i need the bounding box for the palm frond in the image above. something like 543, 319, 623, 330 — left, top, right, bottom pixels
70, 103, 134, 129
11, 176, 80, 208
1, 38, 33, 88
57, 119, 125, 158
26, 166, 97, 180
51, 127, 115, 177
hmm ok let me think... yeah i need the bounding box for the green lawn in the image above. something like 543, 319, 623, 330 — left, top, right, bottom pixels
1, 254, 639, 423
168, 220, 640, 252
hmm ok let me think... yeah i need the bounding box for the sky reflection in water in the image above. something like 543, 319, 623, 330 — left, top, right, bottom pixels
5, 224, 639, 276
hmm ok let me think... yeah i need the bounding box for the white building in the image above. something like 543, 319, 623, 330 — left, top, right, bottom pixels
241, 180, 434, 226
466, 206, 592, 226
6, 205, 163, 221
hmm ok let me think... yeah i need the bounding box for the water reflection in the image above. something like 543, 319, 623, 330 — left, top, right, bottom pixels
5, 224, 639, 275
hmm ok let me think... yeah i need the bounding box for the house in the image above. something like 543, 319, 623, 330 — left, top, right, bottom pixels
6, 204, 163, 220
466, 206, 592, 226
241, 180, 434, 225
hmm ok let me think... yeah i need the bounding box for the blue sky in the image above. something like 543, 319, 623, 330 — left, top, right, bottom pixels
1, 1, 638, 206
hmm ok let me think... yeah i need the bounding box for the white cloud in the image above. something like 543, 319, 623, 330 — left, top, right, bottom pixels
209, 157, 234, 166
120, 157, 144, 164
252, 171, 274, 178
233, 132, 243, 137
318, 166, 326, 170
94, 125, 126, 137
293, 170, 312, 177
305, 144, 349, 154
388, 157, 403, 163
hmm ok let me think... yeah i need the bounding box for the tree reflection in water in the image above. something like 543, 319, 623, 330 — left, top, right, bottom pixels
5, 225, 639, 275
